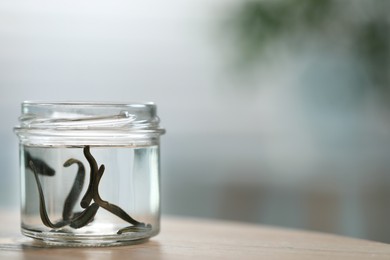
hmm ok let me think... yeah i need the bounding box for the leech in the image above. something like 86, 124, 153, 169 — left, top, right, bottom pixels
30, 146, 149, 232
80, 146, 98, 208
29, 161, 69, 229
83, 146, 146, 228
25, 151, 55, 176
117, 224, 152, 235
93, 165, 144, 226
70, 203, 99, 229
62, 159, 85, 221
30, 160, 98, 230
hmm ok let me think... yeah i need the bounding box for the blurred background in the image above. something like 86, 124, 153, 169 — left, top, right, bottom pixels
1, 0, 390, 243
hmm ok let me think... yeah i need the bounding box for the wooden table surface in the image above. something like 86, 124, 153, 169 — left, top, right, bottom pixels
0, 211, 389, 259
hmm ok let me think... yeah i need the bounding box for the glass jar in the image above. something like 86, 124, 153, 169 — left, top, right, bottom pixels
14, 102, 165, 246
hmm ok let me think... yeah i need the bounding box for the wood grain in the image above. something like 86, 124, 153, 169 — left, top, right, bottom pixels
0, 212, 389, 259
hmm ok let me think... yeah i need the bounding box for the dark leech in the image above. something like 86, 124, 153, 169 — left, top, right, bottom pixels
117, 224, 152, 234
70, 203, 99, 229
25, 151, 55, 176
29, 161, 69, 229
80, 146, 98, 209
29, 146, 149, 233
83, 146, 148, 232
30, 159, 98, 230
93, 165, 144, 227
62, 159, 86, 221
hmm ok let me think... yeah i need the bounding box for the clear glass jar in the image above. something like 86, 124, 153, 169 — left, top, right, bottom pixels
14, 102, 165, 246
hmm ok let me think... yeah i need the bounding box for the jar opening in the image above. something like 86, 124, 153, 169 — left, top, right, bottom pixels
14, 101, 165, 146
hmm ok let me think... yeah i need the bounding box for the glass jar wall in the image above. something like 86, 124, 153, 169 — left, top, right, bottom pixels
14, 102, 165, 246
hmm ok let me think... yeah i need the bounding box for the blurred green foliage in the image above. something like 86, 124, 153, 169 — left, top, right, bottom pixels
224, 0, 390, 98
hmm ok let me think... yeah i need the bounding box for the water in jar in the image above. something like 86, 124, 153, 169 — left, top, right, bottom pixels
20, 144, 160, 245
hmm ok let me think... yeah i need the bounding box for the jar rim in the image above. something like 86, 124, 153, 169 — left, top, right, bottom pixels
14, 101, 165, 145
21, 101, 156, 107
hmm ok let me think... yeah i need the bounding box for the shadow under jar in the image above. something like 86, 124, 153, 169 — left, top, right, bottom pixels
14, 102, 165, 247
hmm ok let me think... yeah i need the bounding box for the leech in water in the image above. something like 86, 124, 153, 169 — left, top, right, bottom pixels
69, 203, 99, 229
29, 161, 69, 229
25, 151, 55, 176
80, 147, 98, 209
62, 158, 86, 221
29, 146, 148, 233
30, 161, 99, 230
117, 224, 152, 234
83, 146, 148, 231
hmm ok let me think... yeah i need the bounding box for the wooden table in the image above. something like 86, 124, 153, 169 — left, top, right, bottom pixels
0, 212, 389, 259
